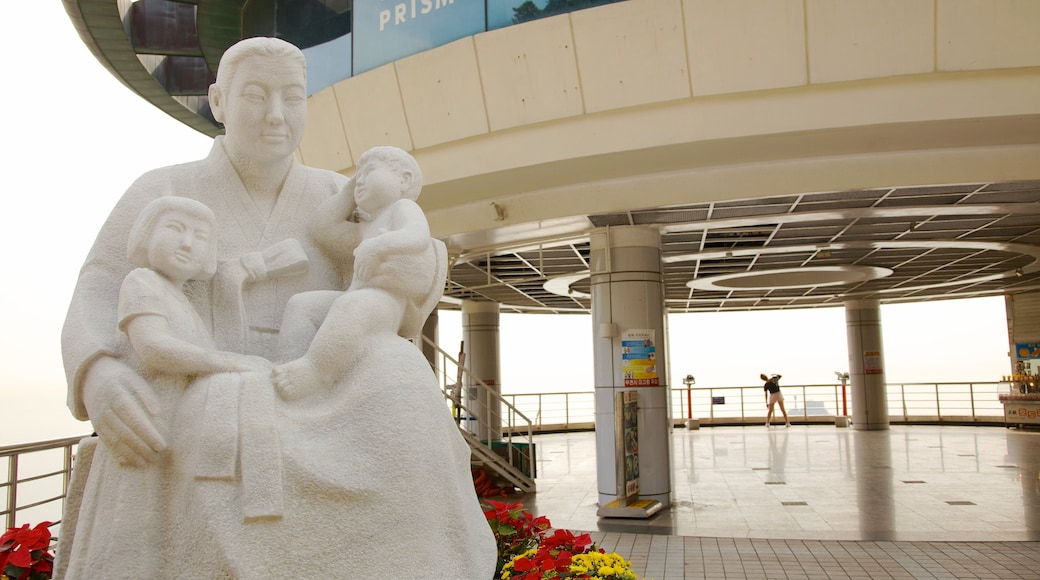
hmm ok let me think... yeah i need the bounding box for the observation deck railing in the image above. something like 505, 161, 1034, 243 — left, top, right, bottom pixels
501, 381, 1010, 432
2, 436, 80, 534
1, 381, 1011, 533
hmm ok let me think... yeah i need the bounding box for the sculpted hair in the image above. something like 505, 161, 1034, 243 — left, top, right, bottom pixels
215, 37, 306, 93
127, 196, 219, 278
358, 146, 423, 201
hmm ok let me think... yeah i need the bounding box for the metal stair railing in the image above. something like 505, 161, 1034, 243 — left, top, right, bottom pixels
421, 335, 536, 493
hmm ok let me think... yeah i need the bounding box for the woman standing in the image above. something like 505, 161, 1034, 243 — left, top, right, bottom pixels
762, 373, 791, 427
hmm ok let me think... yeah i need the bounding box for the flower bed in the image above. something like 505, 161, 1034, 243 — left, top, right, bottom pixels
484, 500, 638, 580
1, 522, 53, 580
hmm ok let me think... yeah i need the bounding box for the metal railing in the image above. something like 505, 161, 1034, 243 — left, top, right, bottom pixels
493, 381, 1011, 431
671, 381, 1008, 425
2, 436, 82, 532
1, 381, 1011, 531
422, 337, 537, 492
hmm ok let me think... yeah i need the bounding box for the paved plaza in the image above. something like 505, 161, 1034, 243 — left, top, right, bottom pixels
516, 425, 1040, 579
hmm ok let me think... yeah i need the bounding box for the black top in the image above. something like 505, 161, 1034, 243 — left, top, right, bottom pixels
764, 379, 780, 394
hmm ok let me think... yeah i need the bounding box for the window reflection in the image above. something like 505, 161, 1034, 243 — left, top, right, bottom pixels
243, 0, 353, 50
488, 0, 627, 30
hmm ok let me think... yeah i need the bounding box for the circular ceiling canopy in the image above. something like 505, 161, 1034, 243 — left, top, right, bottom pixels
686, 265, 892, 292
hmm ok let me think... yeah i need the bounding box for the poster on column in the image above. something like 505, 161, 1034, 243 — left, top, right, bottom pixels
1016, 343, 1040, 359
864, 351, 883, 375
621, 391, 639, 497
622, 329, 658, 386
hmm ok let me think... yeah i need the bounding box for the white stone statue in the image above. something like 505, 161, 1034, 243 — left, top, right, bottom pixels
274, 145, 446, 399
58, 37, 496, 579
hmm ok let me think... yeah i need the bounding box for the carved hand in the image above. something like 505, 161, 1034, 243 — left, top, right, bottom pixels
82, 356, 167, 468
353, 241, 381, 283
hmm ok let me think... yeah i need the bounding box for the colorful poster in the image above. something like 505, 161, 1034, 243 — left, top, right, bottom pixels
622, 329, 658, 386
864, 350, 883, 375
621, 391, 639, 497
1016, 343, 1040, 359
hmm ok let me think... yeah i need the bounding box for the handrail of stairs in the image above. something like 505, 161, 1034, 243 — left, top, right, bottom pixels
421, 335, 537, 493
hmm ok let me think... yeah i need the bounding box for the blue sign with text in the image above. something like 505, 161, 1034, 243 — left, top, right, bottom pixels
354, 0, 484, 73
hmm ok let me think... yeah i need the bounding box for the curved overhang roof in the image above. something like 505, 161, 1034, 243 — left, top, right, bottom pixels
63, 0, 1040, 314
62, 0, 245, 137
448, 182, 1040, 313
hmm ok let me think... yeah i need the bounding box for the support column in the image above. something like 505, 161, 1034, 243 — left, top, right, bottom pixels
591, 226, 671, 508
421, 309, 439, 374
462, 300, 502, 441
1005, 292, 1040, 379
845, 298, 890, 430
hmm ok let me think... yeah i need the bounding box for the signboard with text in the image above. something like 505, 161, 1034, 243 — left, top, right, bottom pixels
622, 329, 658, 387
864, 350, 883, 375
354, 0, 484, 73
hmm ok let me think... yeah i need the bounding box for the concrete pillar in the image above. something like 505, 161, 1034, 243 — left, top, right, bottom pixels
590, 226, 671, 508
1005, 292, 1040, 379
845, 298, 889, 430
462, 300, 502, 441
420, 309, 439, 374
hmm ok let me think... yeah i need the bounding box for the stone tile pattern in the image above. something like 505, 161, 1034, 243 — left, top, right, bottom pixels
589, 533, 1040, 580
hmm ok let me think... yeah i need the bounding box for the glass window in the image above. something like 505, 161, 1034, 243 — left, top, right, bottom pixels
488, 0, 626, 30
303, 33, 354, 95
277, 0, 353, 49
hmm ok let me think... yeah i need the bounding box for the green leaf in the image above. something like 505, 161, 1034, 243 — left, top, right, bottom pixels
497, 524, 518, 536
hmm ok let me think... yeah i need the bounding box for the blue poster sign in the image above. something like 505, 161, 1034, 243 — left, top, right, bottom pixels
354, 0, 485, 73
621, 329, 658, 386
1016, 343, 1040, 359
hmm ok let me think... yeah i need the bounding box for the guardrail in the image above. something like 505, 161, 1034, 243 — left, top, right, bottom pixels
1, 436, 82, 533
1, 381, 1010, 530
501, 381, 1010, 431
422, 336, 537, 492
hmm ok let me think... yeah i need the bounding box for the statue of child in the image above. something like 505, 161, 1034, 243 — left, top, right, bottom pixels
120, 196, 270, 378
273, 146, 445, 400
65, 196, 269, 578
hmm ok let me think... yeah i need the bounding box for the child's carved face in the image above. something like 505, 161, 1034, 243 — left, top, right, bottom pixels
147, 213, 213, 284
355, 159, 408, 216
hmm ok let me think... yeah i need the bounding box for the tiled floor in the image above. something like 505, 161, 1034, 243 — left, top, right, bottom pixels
510, 425, 1040, 579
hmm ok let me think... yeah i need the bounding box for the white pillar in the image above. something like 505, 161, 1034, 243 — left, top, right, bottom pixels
1005, 292, 1040, 379
845, 298, 890, 430
590, 226, 671, 508
421, 309, 439, 374
462, 300, 502, 441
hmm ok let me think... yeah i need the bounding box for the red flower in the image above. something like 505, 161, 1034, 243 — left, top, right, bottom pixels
540, 528, 595, 555
484, 500, 553, 577
1, 522, 54, 580
485, 502, 609, 578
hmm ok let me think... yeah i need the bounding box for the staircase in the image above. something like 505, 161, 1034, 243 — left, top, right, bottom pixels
422, 336, 537, 493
